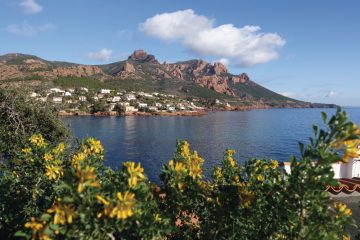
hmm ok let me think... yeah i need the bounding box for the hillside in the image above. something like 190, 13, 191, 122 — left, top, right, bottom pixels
0, 50, 335, 108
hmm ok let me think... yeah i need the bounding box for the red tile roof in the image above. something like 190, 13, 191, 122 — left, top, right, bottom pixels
326, 177, 360, 193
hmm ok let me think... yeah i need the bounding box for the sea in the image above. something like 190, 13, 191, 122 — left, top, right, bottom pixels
62, 108, 360, 182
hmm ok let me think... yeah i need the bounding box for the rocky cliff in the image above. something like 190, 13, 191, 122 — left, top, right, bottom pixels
0, 50, 335, 108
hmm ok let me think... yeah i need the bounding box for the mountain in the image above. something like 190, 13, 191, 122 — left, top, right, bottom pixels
0, 50, 335, 108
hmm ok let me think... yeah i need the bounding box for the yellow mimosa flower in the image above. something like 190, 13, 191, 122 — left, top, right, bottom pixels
84, 138, 104, 156
189, 163, 202, 180
53, 143, 65, 154
270, 160, 279, 169
334, 202, 352, 216
22, 147, 32, 155
24, 217, 44, 231
214, 167, 223, 179
29, 134, 46, 148
47, 199, 75, 225
124, 162, 145, 188
76, 166, 100, 193
43, 153, 54, 162
180, 141, 190, 160
109, 191, 136, 220
45, 165, 63, 181
257, 174, 264, 182
71, 152, 87, 167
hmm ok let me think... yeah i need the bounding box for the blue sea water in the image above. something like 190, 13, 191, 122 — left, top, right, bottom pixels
62, 108, 360, 182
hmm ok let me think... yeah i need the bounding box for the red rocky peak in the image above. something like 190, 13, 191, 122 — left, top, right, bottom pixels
128, 50, 157, 63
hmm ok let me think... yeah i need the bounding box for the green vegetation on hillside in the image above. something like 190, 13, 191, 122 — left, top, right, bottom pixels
54, 77, 114, 89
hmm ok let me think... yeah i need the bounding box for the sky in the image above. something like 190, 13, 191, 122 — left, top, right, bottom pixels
0, 0, 359, 106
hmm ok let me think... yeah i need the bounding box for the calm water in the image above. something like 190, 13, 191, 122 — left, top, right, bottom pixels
62, 108, 360, 182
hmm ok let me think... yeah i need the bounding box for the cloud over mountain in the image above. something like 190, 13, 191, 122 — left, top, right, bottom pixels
87, 48, 113, 61
140, 9, 285, 67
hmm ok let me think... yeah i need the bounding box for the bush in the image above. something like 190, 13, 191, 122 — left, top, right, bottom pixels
0, 86, 71, 161
0, 108, 359, 239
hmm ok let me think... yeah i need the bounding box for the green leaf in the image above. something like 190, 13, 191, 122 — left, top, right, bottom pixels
14, 231, 29, 238
321, 112, 328, 123
40, 213, 52, 221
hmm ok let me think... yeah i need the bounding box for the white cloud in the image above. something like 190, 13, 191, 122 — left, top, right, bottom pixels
140, 9, 285, 67
19, 0, 43, 14
217, 58, 230, 67
6, 21, 54, 36
325, 91, 337, 98
87, 48, 113, 61
140, 9, 213, 41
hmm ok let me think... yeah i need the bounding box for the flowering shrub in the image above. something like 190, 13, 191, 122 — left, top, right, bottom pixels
0, 108, 359, 239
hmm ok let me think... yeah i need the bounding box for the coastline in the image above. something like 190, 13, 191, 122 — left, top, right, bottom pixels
58, 104, 337, 118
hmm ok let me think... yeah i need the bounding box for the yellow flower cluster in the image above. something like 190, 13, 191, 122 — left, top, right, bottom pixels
238, 186, 254, 208
43, 152, 64, 181
167, 141, 205, 191
83, 138, 104, 157
334, 202, 352, 217
29, 134, 47, 148
22, 147, 32, 155
169, 160, 186, 173
188, 151, 204, 179
45, 165, 63, 181
342, 139, 360, 163
53, 142, 65, 155
76, 166, 100, 193
332, 124, 360, 162
47, 198, 75, 225
24, 217, 50, 240
270, 159, 279, 169
96, 191, 136, 220
226, 149, 236, 167
71, 152, 87, 168
124, 162, 145, 188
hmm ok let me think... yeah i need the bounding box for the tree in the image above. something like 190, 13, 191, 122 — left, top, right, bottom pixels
0, 86, 71, 163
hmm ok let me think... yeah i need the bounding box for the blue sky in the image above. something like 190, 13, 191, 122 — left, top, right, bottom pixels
0, 0, 359, 106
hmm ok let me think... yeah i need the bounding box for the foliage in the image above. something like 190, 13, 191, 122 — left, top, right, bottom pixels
0, 86, 71, 161
0, 108, 359, 239
53, 77, 114, 90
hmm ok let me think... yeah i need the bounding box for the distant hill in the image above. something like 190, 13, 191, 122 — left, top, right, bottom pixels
0, 50, 335, 108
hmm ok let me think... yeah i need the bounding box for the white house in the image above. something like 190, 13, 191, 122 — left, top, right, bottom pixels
138, 103, 148, 110
167, 106, 175, 112
100, 89, 111, 94
79, 96, 87, 102
124, 94, 136, 101
50, 88, 65, 93
177, 104, 186, 110
124, 106, 138, 112
119, 102, 130, 107
68, 88, 75, 93
80, 87, 89, 92
111, 96, 121, 102
52, 97, 63, 103
64, 92, 72, 97
284, 150, 360, 179
148, 106, 158, 112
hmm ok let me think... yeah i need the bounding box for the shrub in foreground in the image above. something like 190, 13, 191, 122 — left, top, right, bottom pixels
0, 109, 359, 239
